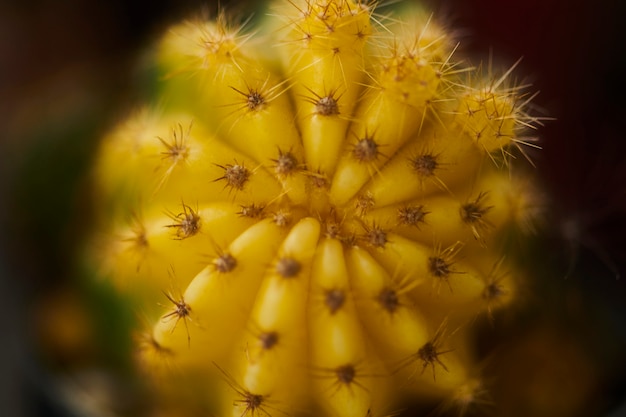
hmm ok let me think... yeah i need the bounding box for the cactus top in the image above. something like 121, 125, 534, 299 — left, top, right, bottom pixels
89, 1, 543, 416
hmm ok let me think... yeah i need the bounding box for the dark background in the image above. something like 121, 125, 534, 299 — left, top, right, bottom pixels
1, 0, 626, 416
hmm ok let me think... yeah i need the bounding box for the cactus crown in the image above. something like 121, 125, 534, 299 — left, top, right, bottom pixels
90, 0, 544, 415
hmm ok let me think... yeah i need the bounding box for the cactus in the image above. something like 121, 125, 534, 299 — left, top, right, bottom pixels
88, 0, 543, 415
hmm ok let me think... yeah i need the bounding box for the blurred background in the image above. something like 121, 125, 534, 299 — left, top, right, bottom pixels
1, 0, 625, 416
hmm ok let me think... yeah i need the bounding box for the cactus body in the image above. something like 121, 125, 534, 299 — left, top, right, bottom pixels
89, 1, 542, 415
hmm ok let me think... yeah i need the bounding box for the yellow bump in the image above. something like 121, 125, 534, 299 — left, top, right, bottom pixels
327, 16, 461, 204
329, 94, 423, 205
396, 342, 470, 396
251, 217, 320, 332
152, 218, 287, 365
207, 71, 304, 166
361, 127, 482, 208
411, 249, 491, 316
214, 361, 287, 417
94, 112, 284, 209
365, 232, 431, 284
96, 200, 254, 303
365, 192, 497, 248
158, 15, 250, 75
279, 0, 372, 175
456, 87, 517, 154
464, 249, 519, 321
454, 61, 539, 162
157, 15, 306, 169
310, 238, 372, 417
346, 247, 429, 360
376, 50, 440, 110
479, 168, 544, 235
312, 363, 373, 417
299, 102, 350, 175
239, 217, 321, 401
93, 108, 173, 209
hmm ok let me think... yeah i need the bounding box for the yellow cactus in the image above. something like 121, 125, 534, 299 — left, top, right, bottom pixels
88, 0, 544, 415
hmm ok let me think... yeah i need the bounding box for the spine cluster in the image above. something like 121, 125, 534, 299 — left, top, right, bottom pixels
89, 1, 543, 416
